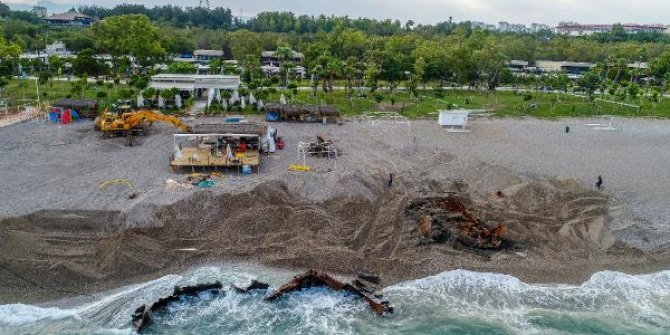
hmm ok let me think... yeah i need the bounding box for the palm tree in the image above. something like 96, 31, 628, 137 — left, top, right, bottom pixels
275, 46, 294, 87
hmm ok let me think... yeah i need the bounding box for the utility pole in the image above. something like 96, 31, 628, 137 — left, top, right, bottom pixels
45, 29, 50, 73
198, 0, 210, 9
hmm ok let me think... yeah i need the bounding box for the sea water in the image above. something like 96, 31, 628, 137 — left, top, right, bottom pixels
1, 265, 669, 335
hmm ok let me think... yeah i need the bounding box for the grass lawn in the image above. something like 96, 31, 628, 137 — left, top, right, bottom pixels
3, 77, 669, 119
258, 88, 670, 119
0, 78, 131, 109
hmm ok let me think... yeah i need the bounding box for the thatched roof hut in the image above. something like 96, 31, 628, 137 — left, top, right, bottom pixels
191, 122, 266, 136
264, 103, 339, 122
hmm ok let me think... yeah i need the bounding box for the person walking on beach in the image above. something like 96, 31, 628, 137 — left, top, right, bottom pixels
387, 173, 394, 188
596, 175, 603, 190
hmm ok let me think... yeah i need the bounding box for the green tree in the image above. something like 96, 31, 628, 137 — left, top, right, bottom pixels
412, 56, 426, 93
167, 62, 197, 74
70, 77, 88, 97
48, 55, 64, 76
577, 71, 601, 96
275, 45, 294, 87
229, 29, 262, 60
72, 49, 107, 78
92, 14, 166, 71
0, 2, 10, 17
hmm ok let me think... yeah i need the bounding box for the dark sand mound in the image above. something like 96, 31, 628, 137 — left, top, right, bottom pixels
1, 173, 666, 304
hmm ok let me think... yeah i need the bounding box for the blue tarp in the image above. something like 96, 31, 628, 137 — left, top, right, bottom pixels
266, 111, 279, 122
70, 109, 80, 121
196, 180, 215, 188
48, 111, 59, 123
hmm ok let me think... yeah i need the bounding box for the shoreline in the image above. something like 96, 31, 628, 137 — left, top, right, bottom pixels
6, 255, 670, 306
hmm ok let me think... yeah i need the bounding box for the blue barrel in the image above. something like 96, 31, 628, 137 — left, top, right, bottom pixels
242, 165, 252, 175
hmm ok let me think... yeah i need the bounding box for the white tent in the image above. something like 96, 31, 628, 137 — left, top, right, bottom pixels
215, 89, 221, 103
207, 88, 215, 107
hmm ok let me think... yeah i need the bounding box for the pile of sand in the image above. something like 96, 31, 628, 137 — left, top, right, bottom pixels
1, 170, 664, 304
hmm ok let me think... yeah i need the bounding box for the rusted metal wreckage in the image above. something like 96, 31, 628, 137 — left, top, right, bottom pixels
265, 269, 393, 316
132, 282, 226, 332
131, 270, 392, 332
408, 195, 507, 249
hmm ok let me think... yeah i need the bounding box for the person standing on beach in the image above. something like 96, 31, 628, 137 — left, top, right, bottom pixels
387, 174, 394, 188
596, 175, 603, 190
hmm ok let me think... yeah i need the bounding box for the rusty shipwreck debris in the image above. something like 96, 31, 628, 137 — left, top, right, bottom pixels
132, 279, 271, 332
407, 195, 507, 249
131, 271, 392, 333
132, 282, 224, 332
232, 279, 270, 293
265, 269, 394, 316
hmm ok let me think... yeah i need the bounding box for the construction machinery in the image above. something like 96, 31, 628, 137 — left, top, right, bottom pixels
95, 110, 192, 137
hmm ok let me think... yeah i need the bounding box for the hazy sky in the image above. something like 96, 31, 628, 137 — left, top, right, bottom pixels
5, 0, 669, 26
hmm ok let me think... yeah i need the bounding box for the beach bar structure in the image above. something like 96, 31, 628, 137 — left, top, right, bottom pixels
171, 121, 266, 172
171, 133, 262, 172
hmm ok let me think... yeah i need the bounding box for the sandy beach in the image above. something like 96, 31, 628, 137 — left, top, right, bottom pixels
1, 116, 669, 304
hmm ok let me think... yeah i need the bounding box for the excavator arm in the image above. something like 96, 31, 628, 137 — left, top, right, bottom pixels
123, 110, 192, 132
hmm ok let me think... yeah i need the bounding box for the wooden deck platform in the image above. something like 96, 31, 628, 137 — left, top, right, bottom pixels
171, 147, 260, 168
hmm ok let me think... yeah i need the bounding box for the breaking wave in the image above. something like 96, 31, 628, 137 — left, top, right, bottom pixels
1, 266, 669, 334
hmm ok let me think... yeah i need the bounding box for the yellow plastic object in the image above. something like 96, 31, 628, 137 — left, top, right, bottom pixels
235, 152, 245, 159
98, 179, 136, 192
288, 164, 312, 172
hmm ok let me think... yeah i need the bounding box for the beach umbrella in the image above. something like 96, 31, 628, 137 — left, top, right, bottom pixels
240, 96, 247, 109
175, 95, 182, 108
137, 94, 144, 108
232, 90, 240, 102
215, 89, 222, 103
257, 100, 264, 111
249, 92, 257, 105
280, 94, 287, 105
207, 88, 215, 107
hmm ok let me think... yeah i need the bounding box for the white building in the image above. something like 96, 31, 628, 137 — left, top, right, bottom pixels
556, 23, 667, 36
150, 74, 241, 98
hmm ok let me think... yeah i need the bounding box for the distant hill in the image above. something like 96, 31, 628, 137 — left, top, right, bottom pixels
7, 0, 78, 16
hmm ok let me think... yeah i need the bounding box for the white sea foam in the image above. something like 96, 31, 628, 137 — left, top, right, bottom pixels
0, 304, 77, 326
2, 268, 669, 334
387, 269, 670, 333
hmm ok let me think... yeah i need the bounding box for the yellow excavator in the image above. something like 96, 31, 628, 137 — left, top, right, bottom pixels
95, 109, 192, 137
